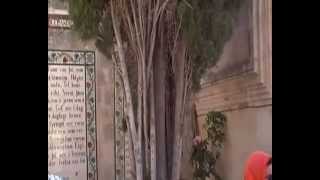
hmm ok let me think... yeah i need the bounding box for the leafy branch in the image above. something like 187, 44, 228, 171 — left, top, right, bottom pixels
191, 111, 227, 180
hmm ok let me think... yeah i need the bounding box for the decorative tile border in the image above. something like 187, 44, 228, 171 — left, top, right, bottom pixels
86, 64, 97, 180
48, 49, 97, 180
114, 69, 125, 180
114, 66, 134, 180
48, 50, 94, 65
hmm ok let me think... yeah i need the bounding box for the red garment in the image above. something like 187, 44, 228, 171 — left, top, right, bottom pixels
244, 151, 271, 180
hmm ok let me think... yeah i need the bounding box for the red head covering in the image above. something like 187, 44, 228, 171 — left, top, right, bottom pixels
244, 151, 271, 180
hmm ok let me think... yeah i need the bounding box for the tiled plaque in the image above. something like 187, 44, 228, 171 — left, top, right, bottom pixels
48, 50, 97, 180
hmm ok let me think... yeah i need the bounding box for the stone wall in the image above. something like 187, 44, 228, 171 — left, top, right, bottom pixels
48, 22, 115, 180
48, 0, 272, 179
194, 0, 272, 180
196, 106, 272, 180
201, 0, 253, 84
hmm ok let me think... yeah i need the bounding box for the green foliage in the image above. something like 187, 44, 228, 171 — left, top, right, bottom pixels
191, 111, 227, 180
177, 0, 243, 90
69, 0, 244, 91
69, 0, 114, 58
205, 111, 227, 149
191, 140, 216, 180
95, 13, 114, 59
69, 0, 105, 39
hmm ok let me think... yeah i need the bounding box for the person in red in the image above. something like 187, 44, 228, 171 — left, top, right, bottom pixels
244, 151, 272, 180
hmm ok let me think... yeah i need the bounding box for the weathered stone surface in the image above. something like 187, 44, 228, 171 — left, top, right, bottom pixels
194, 0, 272, 180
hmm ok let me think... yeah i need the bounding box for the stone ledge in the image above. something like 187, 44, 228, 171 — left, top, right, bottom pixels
195, 72, 271, 115
48, 7, 69, 15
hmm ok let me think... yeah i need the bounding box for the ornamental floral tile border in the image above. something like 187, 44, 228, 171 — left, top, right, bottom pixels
114, 67, 134, 180
48, 50, 94, 65
48, 50, 97, 180
114, 70, 125, 180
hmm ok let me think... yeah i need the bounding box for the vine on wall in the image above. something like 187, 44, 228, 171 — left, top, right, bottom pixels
191, 111, 227, 180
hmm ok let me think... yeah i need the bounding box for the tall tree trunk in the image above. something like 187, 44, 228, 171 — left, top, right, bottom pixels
150, 67, 157, 180
110, 1, 143, 180
142, 57, 150, 179
165, 59, 175, 179
154, 19, 168, 180
171, 41, 188, 180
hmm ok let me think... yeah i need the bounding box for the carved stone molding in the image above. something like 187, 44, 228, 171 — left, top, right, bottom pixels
48, 2, 72, 29
48, 13, 73, 29
195, 0, 272, 116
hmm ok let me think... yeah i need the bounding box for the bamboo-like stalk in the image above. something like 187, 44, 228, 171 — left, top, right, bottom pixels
170, 42, 192, 180
110, 1, 144, 180
111, 1, 193, 180
149, 67, 157, 180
